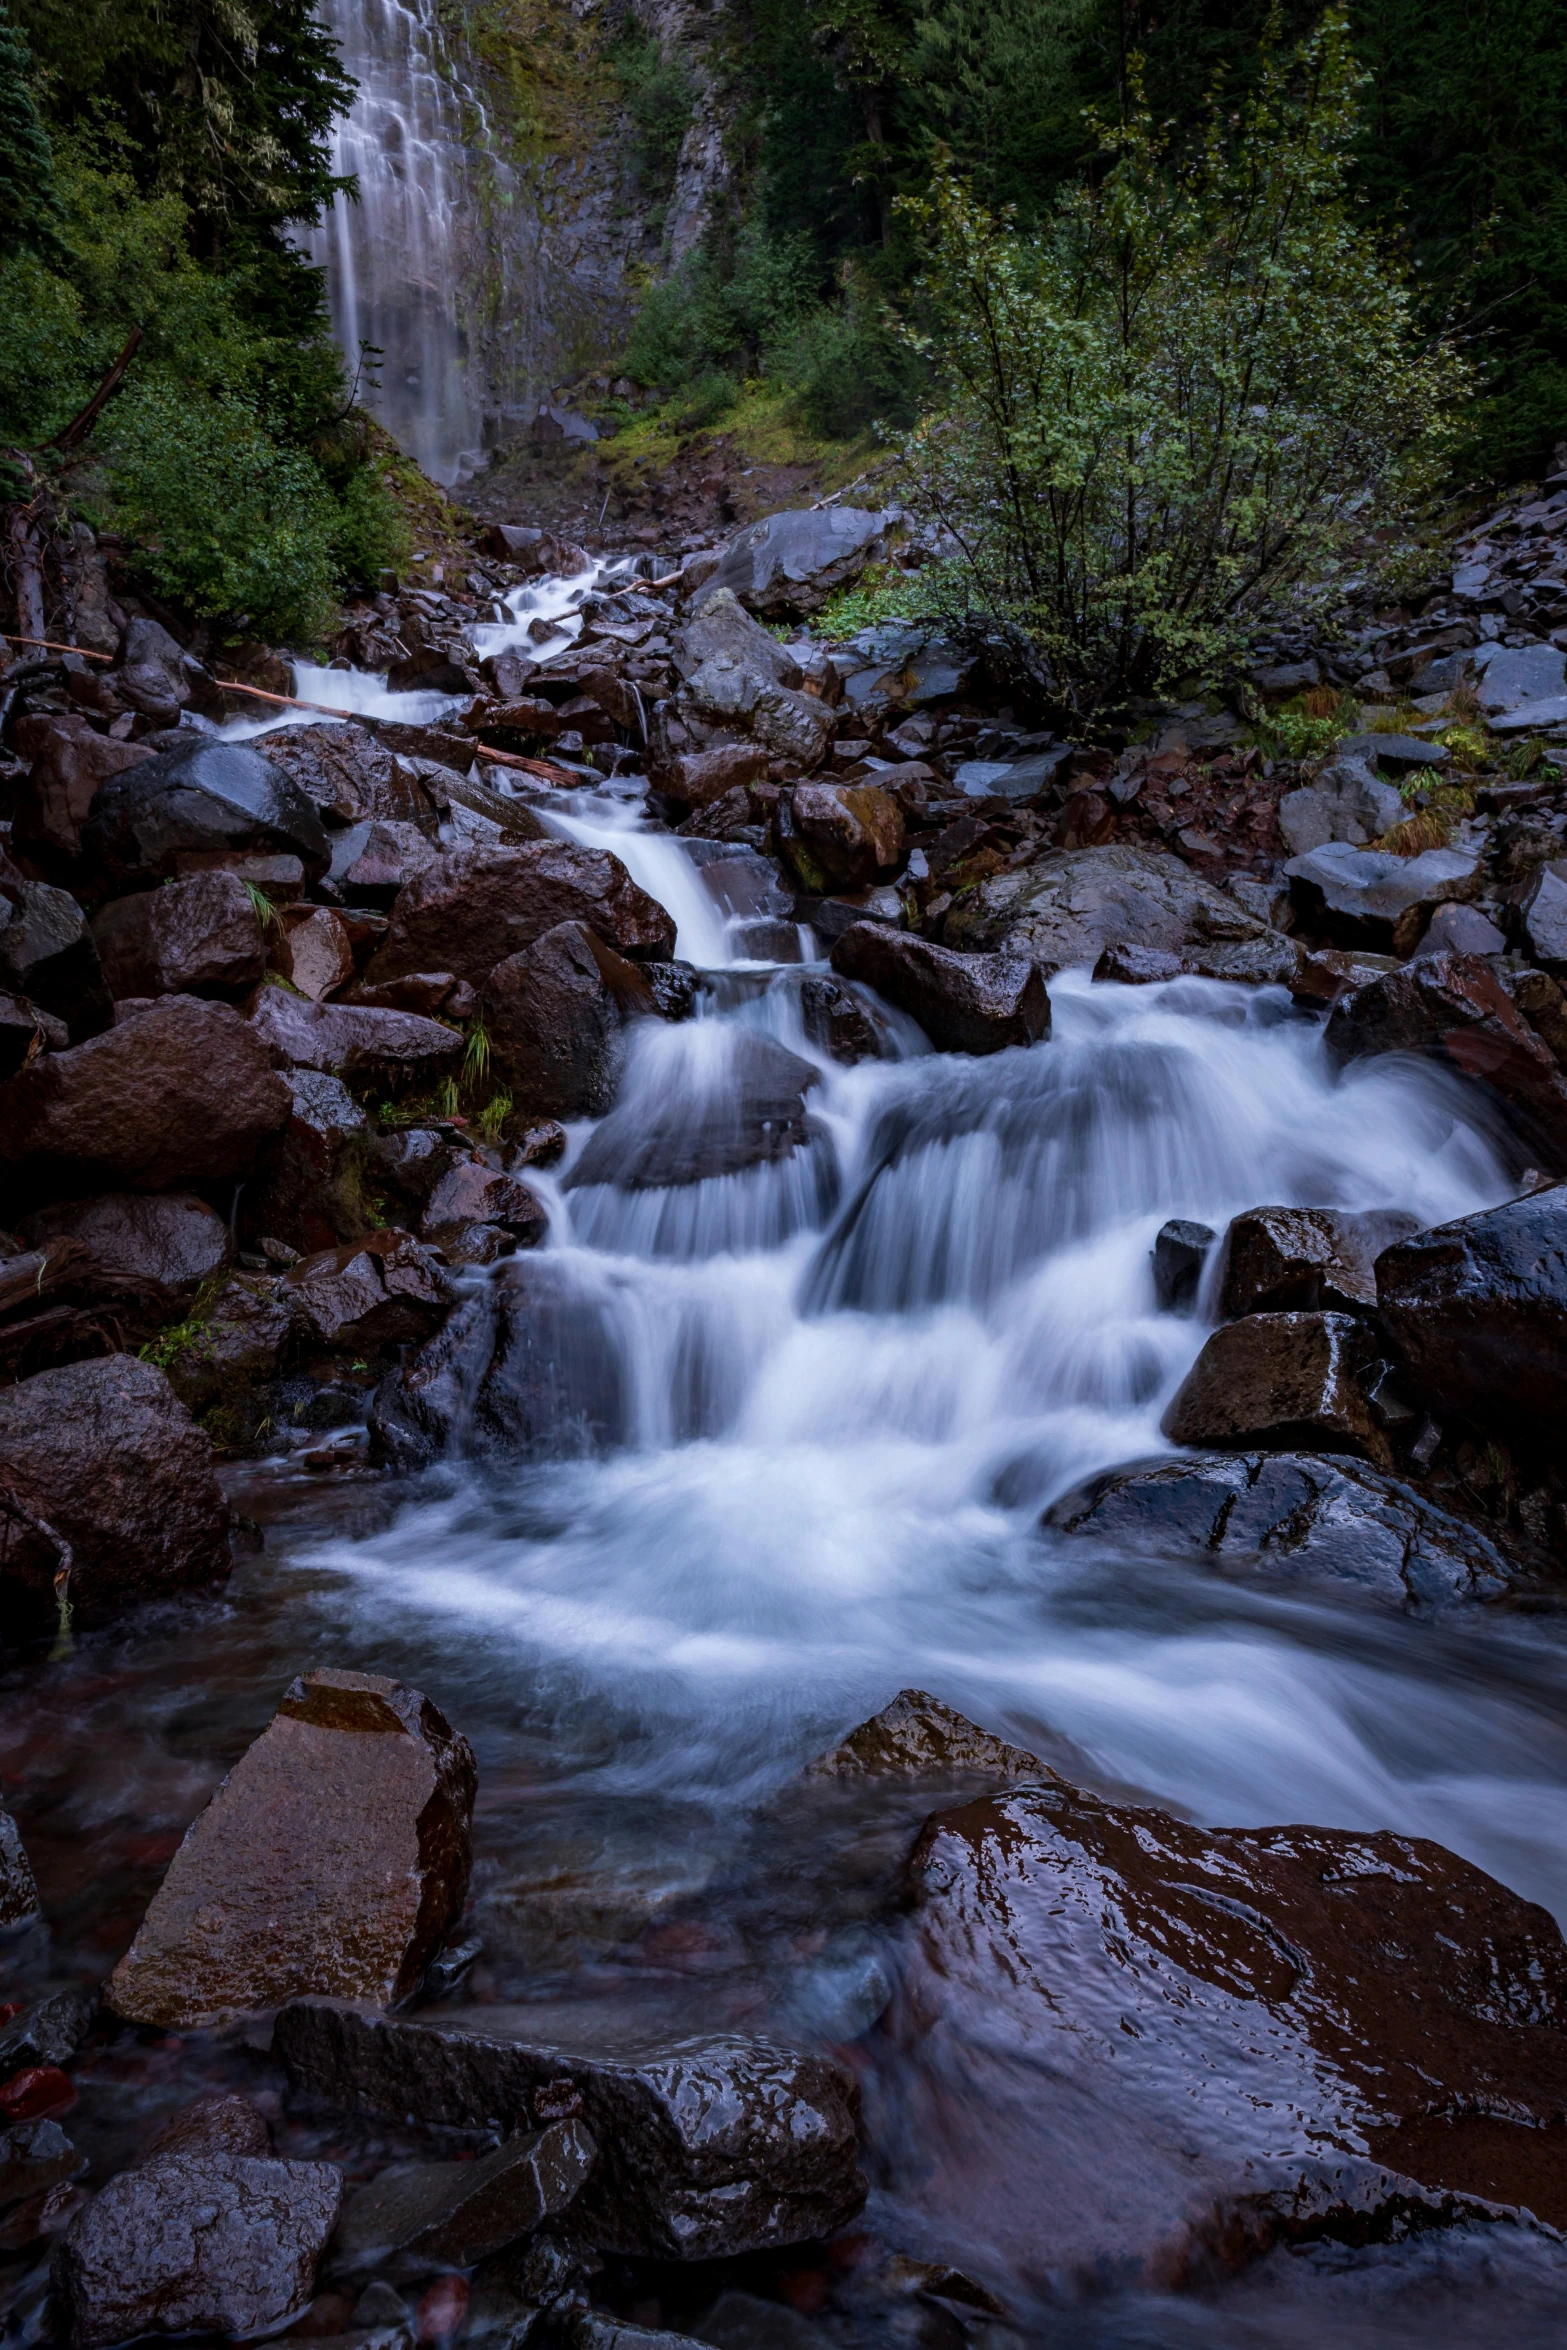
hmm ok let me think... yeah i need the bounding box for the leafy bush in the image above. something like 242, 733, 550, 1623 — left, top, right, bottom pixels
613, 19, 696, 229
623, 220, 821, 388
892, 12, 1468, 708
330, 460, 413, 586
772, 268, 924, 436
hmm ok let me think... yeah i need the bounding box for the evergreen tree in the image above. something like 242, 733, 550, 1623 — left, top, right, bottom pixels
0, 0, 61, 262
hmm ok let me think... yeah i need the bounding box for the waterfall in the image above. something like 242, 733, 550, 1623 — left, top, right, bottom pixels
303, 0, 490, 485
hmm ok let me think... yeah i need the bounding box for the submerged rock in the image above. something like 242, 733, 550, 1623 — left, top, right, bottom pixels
275, 1999, 865, 2261
1161, 1310, 1391, 1464
1152, 1218, 1215, 1312
1375, 1183, 1567, 1431
105, 1668, 476, 2028
830, 925, 1048, 1055
1046, 1450, 1512, 1608
565, 1035, 821, 1190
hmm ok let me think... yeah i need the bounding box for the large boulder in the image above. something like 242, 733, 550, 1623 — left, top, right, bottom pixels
1276, 754, 1406, 859
1476, 640, 1567, 714
1219, 1204, 1420, 1316
365, 843, 675, 987
564, 1034, 822, 1190
674, 591, 835, 771
880, 1781, 1567, 2284
283, 1229, 455, 1353
1160, 1310, 1392, 1463
482, 921, 655, 1122
0, 878, 113, 1040
242, 1072, 377, 1256
11, 722, 155, 864
420, 1159, 547, 1256
19, 1190, 230, 1293
159, 1274, 300, 1422
1323, 951, 1567, 1170
274, 1998, 865, 2261
942, 846, 1265, 971
830, 924, 1049, 1054
105, 1668, 476, 2028
260, 723, 437, 827
0, 996, 291, 1195
775, 784, 905, 893
674, 588, 804, 690
90, 871, 265, 1000
0, 1354, 231, 1634
698, 508, 896, 619
1045, 1450, 1512, 1609
0, 1799, 39, 1925
1285, 841, 1481, 952
1374, 1184, 1567, 1431
56, 2136, 342, 2349
80, 740, 330, 888
656, 744, 772, 813
250, 985, 463, 1085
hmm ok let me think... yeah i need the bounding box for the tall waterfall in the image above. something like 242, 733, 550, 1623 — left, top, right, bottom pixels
304, 0, 490, 485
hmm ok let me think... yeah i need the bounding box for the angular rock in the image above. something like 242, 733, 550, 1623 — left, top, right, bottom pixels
1219, 1205, 1420, 1317
146, 2095, 273, 2162
1476, 641, 1567, 714
421, 1161, 547, 1251
262, 725, 436, 827
243, 1072, 376, 1256
159, 1274, 300, 1425
1285, 840, 1481, 952
277, 906, 356, 1002
881, 1780, 1567, 2284
943, 846, 1265, 971
274, 1999, 865, 2261
1046, 1449, 1512, 1608
367, 844, 675, 987
1415, 900, 1508, 958
106, 1668, 476, 2028
1519, 861, 1567, 973
0, 2117, 84, 2212
1375, 1184, 1567, 1431
1324, 951, 1567, 1169
19, 1190, 230, 1293
566, 1033, 821, 1191
674, 589, 803, 692
1277, 755, 1407, 858
11, 723, 155, 864
0, 995, 290, 1195
0, 1354, 231, 1633
0, 1799, 38, 1925
683, 661, 833, 771
1161, 1310, 1391, 1463
334, 820, 441, 907
799, 973, 881, 1065
1152, 1218, 1215, 1312
0, 990, 61, 1080
0, 878, 113, 1040
81, 741, 330, 888
801, 1689, 1056, 1788
483, 922, 655, 1122
284, 1230, 455, 1353
830, 924, 1048, 1055
55, 2149, 343, 2349
0, 1991, 93, 2074
657, 745, 771, 812
251, 986, 463, 1086
699, 509, 895, 619
90, 871, 265, 1000
348, 973, 474, 1021
334, 2119, 596, 2276
776, 784, 905, 893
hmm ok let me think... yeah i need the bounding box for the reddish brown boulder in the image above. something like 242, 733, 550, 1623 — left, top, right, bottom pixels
11, 722, 155, 864
105, 1667, 476, 2028
274, 905, 355, 1002
0, 1354, 231, 1634
334, 2116, 596, 2274
336, 819, 441, 907
261, 723, 436, 826
830, 924, 1049, 1055
880, 1780, 1567, 2285
0, 991, 61, 1080
19, 1190, 230, 1293
657, 743, 771, 811
249, 985, 463, 1084
1375, 1184, 1567, 1432
0, 996, 290, 1195
1219, 1204, 1420, 1317
482, 921, 656, 1120
1161, 1310, 1391, 1464
90, 871, 265, 1000
365, 843, 676, 986
420, 1160, 547, 1253
284, 1228, 455, 1352
242, 1072, 376, 1256
776, 783, 905, 893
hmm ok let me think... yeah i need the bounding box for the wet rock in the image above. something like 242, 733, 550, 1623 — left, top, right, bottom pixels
262, 726, 436, 827
802, 1688, 1057, 1788
275, 1999, 865, 2260
0, 878, 113, 1040
1046, 1450, 1511, 1608
1518, 861, 1567, 973
251, 986, 463, 1086
1161, 1310, 1391, 1464
0, 991, 61, 1080
565, 1035, 820, 1190
943, 846, 1265, 971
483, 922, 655, 1122
0, 994, 289, 1198
333, 2118, 596, 2276
684, 665, 833, 771
657, 745, 771, 813
1219, 1205, 1421, 1316
90, 870, 265, 1000
642, 961, 699, 1021
1477, 640, 1566, 713
0, 2117, 84, 2214
348, 973, 475, 1022
799, 973, 881, 1065
55, 2145, 343, 2349
1415, 900, 1508, 958
367, 844, 675, 987
1152, 1219, 1215, 1312
335, 820, 442, 907
881, 1780, 1567, 2284
0, 1991, 93, 2073
11, 723, 155, 864
1285, 841, 1481, 952
420, 1162, 547, 1253
81, 740, 330, 889
830, 925, 1048, 1055
0, 1353, 231, 1633
675, 589, 803, 692
1375, 1184, 1567, 1432
0, 1800, 38, 1925
1324, 951, 1567, 1169
1277, 756, 1406, 858
106, 1668, 475, 2028
277, 906, 357, 1002
1513, 967, 1567, 1064
776, 785, 905, 894
284, 1230, 455, 1354
482, 524, 590, 576
19, 1189, 230, 1293
699, 508, 896, 619
244, 1073, 377, 1256
158, 1275, 300, 1418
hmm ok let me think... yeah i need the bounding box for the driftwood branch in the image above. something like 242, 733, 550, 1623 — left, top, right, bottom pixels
51, 325, 145, 456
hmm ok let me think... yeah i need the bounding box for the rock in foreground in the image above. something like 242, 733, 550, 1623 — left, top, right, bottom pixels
106, 1669, 476, 2028
1375, 1183, 1567, 1430
274, 1998, 865, 2260
830, 925, 1048, 1054
333, 2117, 596, 2275
1161, 1310, 1391, 1464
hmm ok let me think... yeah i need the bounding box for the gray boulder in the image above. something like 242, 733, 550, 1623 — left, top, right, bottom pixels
698, 507, 897, 619
1277, 755, 1406, 857
1285, 840, 1481, 952
81, 741, 330, 888
943, 846, 1265, 971
1476, 641, 1567, 714
1519, 862, 1567, 972
0, 878, 113, 1041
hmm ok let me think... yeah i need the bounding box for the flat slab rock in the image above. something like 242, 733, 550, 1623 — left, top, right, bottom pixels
1045, 1450, 1512, 1608
878, 1780, 1567, 2290
333, 2116, 596, 2275
274, 1998, 865, 2261
1375, 1181, 1567, 1428
106, 1668, 476, 2028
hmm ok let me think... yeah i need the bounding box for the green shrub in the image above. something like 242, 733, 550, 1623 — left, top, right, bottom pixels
613, 19, 696, 230
623, 221, 821, 388
330, 461, 413, 586
772, 288, 924, 438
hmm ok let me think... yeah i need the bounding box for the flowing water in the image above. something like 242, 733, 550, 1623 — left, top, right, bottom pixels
8, 587, 1567, 2344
